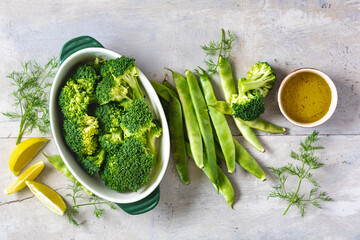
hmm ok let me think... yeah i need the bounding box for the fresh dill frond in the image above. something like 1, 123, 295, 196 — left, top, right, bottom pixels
65, 183, 116, 227
3, 57, 59, 144
200, 29, 235, 76
268, 131, 333, 217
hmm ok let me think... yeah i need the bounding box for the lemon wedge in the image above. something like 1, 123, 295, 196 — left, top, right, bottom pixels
4, 161, 45, 195
25, 180, 67, 216
9, 137, 50, 176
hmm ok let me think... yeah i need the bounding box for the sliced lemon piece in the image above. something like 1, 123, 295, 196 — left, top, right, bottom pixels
9, 137, 50, 176
25, 180, 66, 216
4, 161, 45, 195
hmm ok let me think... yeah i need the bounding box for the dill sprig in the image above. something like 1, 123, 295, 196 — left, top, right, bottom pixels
2, 57, 59, 145
268, 131, 333, 217
201, 29, 235, 76
65, 183, 116, 227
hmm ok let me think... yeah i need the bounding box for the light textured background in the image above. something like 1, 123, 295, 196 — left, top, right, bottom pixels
0, 1, 359, 239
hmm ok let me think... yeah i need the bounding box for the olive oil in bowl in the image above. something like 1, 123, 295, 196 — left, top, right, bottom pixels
278, 69, 337, 127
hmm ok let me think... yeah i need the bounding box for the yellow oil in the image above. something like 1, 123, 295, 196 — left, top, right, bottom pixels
281, 72, 331, 123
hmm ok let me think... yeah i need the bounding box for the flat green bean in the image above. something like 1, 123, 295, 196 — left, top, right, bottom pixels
198, 72, 235, 173
167, 69, 204, 169
240, 118, 286, 133
42, 152, 93, 195
233, 137, 266, 181
218, 57, 265, 152
209, 101, 286, 134
186, 143, 234, 207
163, 80, 178, 96
168, 92, 189, 184
186, 70, 218, 185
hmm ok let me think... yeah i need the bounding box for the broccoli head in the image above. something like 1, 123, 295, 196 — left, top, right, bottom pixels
99, 56, 143, 100
121, 98, 155, 138
77, 148, 106, 175
231, 90, 265, 121
238, 62, 276, 98
59, 79, 96, 119
63, 114, 99, 156
230, 62, 276, 121
98, 128, 123, 155
73, 64, 100, 94
95, 102, 124, 133
100, 137, 154, 192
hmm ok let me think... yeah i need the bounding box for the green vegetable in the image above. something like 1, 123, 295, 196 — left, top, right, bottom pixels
209, 101, 285, 133
59, 79, 96, 119
94, 102, 124, 133
59, 58, 161, 192
65, 183, 116, 227
218, 56, 265, 152
42, 152, 92, 195
167, 69, 204, 169
233, 138, 266, 181
268, 131, 333, 217
120, 98, 155, 138
186, 70, 218, 186
98, 129, 123, 155
96, 56, 143, 104
145, 119, 162, 164
77, 149, 106, 176
3, 58, 59, 145
151, 80, 189, 184
100, 137, 154, 192
197, 69, 235, 173
63, 114, 99, 156
230, 62, 276, 121
186, 143, 234, 207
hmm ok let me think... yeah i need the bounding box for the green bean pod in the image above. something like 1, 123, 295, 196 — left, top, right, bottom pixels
198, 72, 236, 173
218, 56, 265, 152
218, 56, 237, 102
167, 69, 204, 169
168, 92, 189, 184
186, 70, 218, 185
162, 80, 178, 96
240, 118, 286, 133
186, 143, 234, 207
42, 152, 93, 195
209, 100, 286, 134
233, 137, 266, 181
150, 80, 172, 102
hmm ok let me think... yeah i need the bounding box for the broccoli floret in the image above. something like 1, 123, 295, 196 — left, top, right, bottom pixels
98, 129, 123, 155
231, 62, 276, 121
59, 79, 96, 119
63, 115, 99, 156
93, 57, 107, 74
238, 62, 276, 98
121, 99, 155, 138
231, 90, 265, 121
73, 64, 100, 94
98, 56, 143, 101
95, 102, 124, 133
144, 120, 162, 163
77, 148, 106, 175
96, 74, 130, 105
100, 137, 154, 192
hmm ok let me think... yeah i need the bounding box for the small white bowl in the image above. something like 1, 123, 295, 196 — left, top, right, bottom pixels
277, 68, 338, 128
49, 47, 170, 204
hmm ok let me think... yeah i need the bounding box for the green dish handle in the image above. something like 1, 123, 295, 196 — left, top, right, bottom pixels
59, 36, 104, 64
59, 36, 161, 215
116, 186, 160, 215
